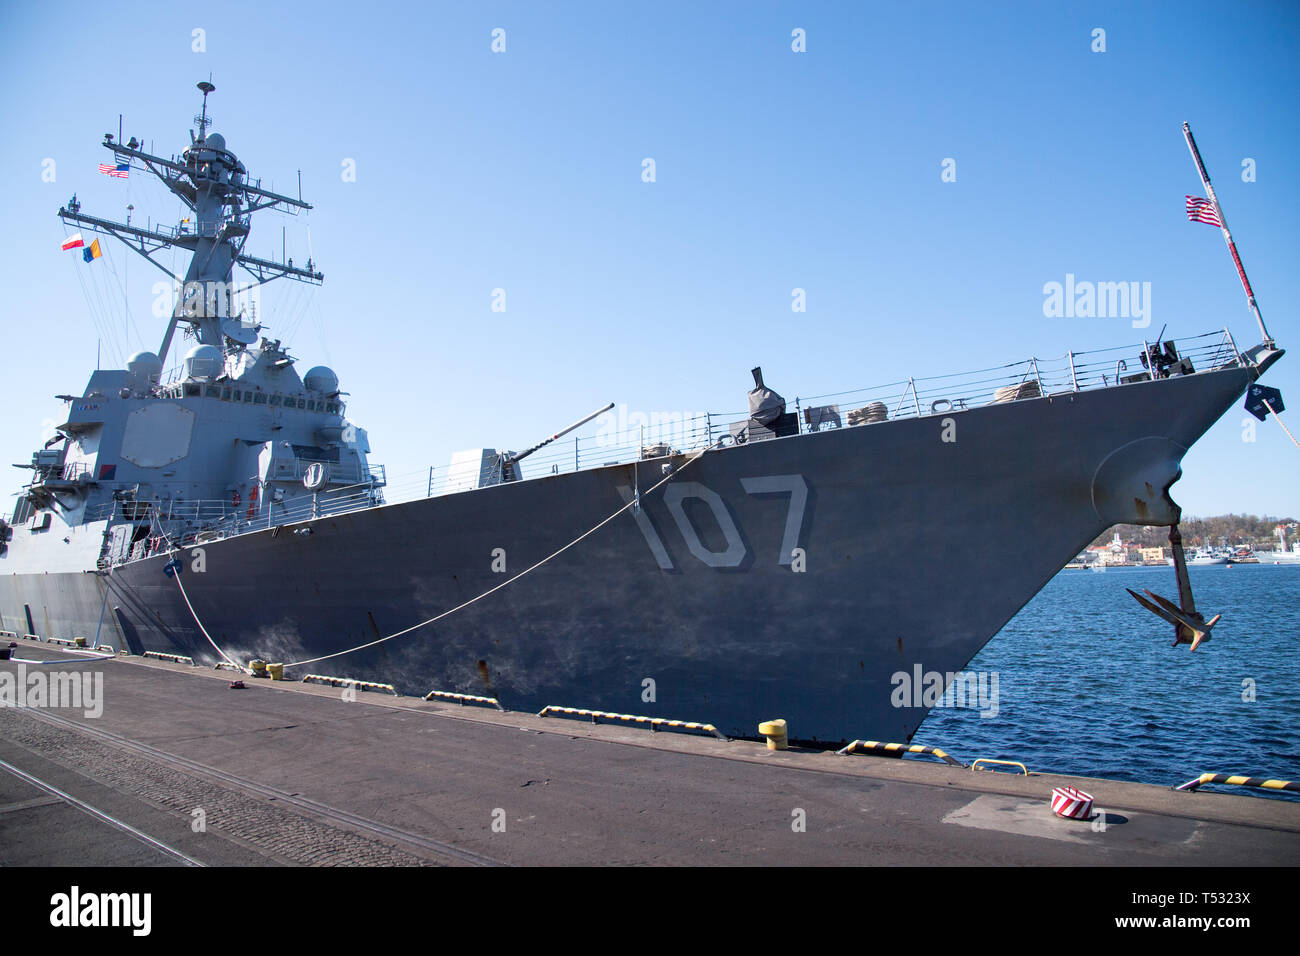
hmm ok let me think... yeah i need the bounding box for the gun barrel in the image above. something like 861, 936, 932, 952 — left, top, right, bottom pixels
506, 402, 615, 465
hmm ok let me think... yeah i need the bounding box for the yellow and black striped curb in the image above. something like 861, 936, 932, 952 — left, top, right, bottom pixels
537, 705, 728, 741
836, 739, 967, 768
303, 674, 398, 696
143, 651, 197, 666
1175, 773, 1299, 794
424, 689, 505, 711
214, 662, 248, 674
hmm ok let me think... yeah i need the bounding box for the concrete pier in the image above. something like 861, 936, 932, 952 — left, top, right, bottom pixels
2, 645, 1296, 867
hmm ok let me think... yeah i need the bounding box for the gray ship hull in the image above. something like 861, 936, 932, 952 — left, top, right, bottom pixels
0, 366, 1255, 742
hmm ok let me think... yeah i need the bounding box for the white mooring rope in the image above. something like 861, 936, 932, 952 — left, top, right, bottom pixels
283, 446, 708, 669
171, 566, 245, 671
1261, 399, 1300, 452
155, 445, 709, 672
151, 510, 247, 672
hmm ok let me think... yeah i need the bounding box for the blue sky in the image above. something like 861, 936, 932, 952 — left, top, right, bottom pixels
1, 1, 1297, 517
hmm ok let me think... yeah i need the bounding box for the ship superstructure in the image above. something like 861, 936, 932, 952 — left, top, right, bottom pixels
10, 83, 384, 571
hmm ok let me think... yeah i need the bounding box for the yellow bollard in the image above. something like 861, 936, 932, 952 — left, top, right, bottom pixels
266, 662, 284, 681
74, 636, 87, 648
249, 659, 268, 678
758, 719, 788, 751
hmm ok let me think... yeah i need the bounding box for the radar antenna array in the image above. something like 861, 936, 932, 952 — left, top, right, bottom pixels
195, 80, 215, 141
56, 81, 324, 365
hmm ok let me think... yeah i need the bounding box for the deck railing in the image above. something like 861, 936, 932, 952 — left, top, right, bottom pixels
93, 329, 1244, 564
92, 479, 386, 567
406, 328, 1244, 498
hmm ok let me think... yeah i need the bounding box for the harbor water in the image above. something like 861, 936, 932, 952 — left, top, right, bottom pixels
919, 563, 1300, 801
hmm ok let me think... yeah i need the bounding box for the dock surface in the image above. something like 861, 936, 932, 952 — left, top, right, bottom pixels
2, 646, 1297, 867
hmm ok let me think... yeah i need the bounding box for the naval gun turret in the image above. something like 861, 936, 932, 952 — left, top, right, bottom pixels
444, 403, 615, 492
496, 402, 616, 483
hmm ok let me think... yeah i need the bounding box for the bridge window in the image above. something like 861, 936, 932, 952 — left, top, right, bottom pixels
270, 395, 282, 406
253, 393, 267, 405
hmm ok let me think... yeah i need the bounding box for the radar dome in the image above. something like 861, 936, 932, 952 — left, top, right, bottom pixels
185, 344, 223, 380
126, 351, 162, 386
204, 132, 226, 152
303, 366, 339, 394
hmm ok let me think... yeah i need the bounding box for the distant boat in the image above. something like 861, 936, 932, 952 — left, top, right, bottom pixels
1168, 548, 1229, 566
1263, 547, 1300, 565
1268, 527, 1300, 563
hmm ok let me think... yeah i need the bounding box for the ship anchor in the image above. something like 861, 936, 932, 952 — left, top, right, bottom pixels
1126, 525, 1220, 651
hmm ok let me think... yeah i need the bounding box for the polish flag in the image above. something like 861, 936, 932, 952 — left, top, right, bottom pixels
61, 233, 85, 251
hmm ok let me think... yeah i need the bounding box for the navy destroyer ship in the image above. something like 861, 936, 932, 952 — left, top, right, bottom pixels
0, 86, 1285, 741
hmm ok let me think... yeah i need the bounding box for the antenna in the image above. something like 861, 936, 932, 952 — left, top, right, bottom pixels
196, 80, 215, 141
59, 79, 323, 366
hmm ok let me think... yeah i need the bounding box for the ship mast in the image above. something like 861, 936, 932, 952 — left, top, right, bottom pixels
57, 81, 325, 366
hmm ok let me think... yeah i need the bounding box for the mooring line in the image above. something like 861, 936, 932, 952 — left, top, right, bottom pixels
171, 569, 245, 671
150, 511, 246, 672
1261, 399, 1300, 451
283, 446, 710, 669
146, 445, 710, 673
6, 651, 115, 665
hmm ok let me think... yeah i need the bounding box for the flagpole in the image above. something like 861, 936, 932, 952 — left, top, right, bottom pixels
1182, 122, 1272, 346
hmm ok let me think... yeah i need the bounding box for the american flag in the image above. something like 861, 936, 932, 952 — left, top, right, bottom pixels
1185, 195, 1221, 227
98, 162, 129, 179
